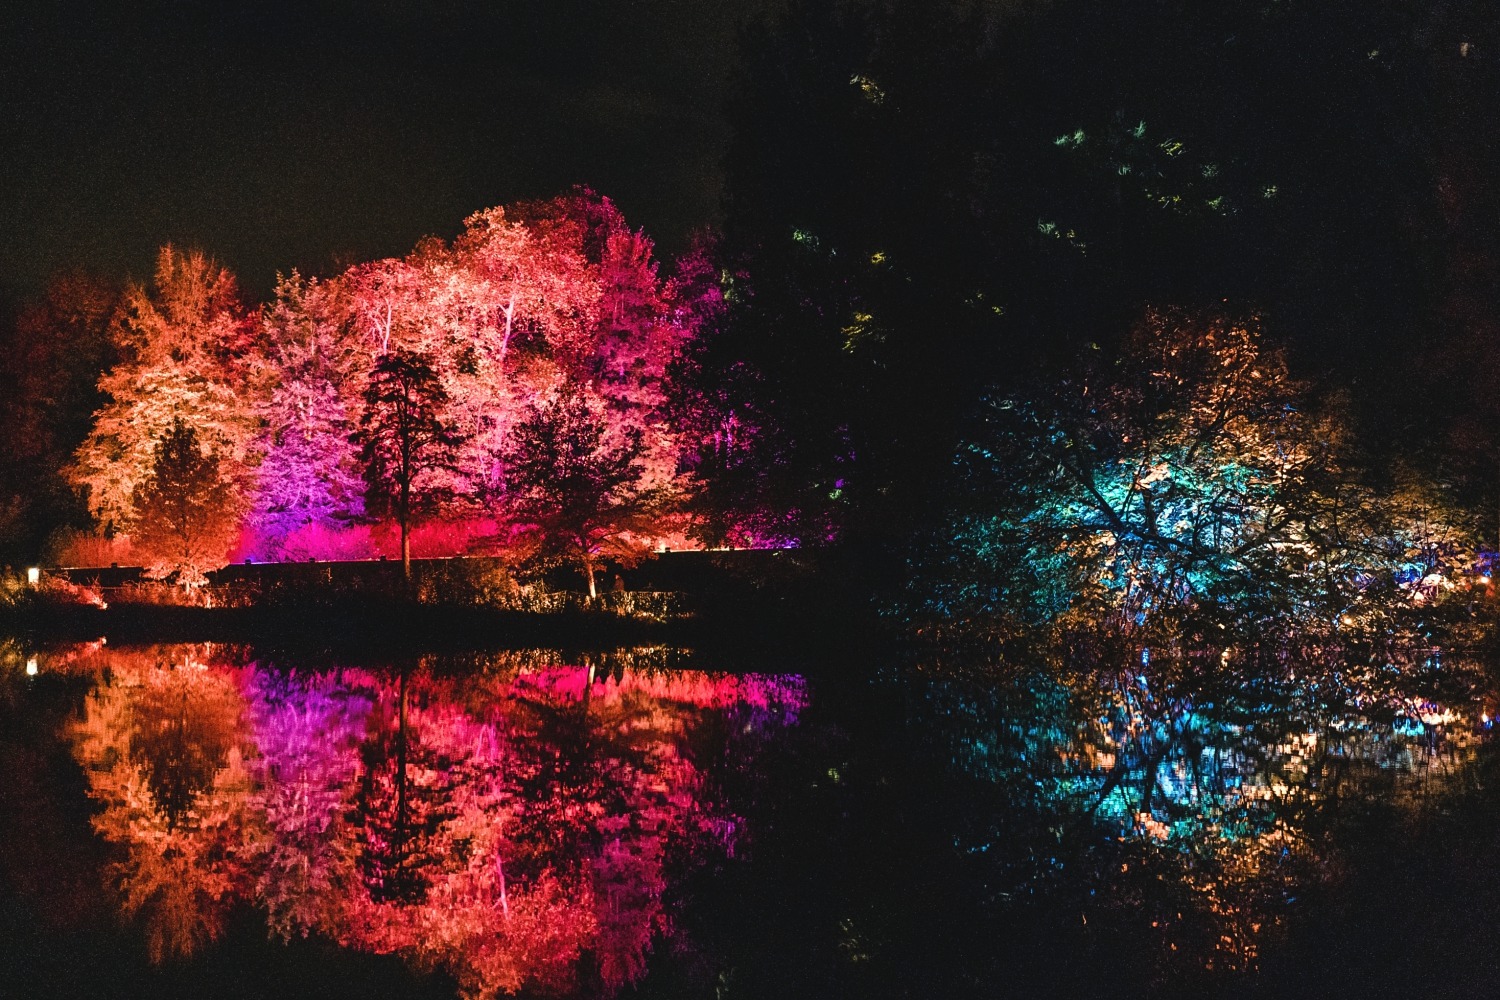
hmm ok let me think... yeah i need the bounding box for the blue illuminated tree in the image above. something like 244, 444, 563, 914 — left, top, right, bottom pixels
909, 309, 1471, 648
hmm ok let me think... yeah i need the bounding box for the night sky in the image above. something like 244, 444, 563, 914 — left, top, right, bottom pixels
0, 0, 771, 304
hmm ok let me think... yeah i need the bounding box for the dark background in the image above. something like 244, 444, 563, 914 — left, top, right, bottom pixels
0, 0, 776, 305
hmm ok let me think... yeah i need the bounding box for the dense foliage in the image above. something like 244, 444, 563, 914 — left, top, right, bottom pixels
905, 311, 1476, 649
15, 192, 723, 584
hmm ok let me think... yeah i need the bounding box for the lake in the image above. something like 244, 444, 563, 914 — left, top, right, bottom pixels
1, 638, 1495, 998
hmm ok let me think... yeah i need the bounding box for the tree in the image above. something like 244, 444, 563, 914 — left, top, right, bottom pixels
69, 247, 257, 534
0, 271, 116, 561
130, 420, 242, 587
907, 310, 1469, 646
355, 349, 465, 579
504, 387, 663, 598
251, 272, 365, 543
72, 654, 253, 963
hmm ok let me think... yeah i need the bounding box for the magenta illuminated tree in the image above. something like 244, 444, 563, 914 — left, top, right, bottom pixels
503, 387, 664, 598
130, 420, 242, 586
355, 350, 466, 579
252, 272, 365, 541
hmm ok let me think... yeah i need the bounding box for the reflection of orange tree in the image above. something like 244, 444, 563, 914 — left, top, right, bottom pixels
72, 650, 254, 962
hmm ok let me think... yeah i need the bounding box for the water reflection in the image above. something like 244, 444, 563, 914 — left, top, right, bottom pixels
7, 637, 1491, 996
908, 645, 1487, 977
58, 644, 806, 997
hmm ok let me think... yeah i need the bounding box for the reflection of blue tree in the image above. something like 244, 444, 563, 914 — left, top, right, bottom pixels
912, 641, 1484, 977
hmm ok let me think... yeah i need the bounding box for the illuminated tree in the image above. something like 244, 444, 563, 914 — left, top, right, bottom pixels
72, 654, 253, 963
440, 200, 598, 498
911, 310, 1469, 644
130, 420, 242, 586
70, 247, 257, 534
251, 272, 365, 539
244, 671, 371, 940
355, 349, 466, 579
503, 387, 664, 597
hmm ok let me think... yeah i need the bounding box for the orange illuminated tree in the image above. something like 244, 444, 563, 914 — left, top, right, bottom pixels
130, 420, 242, 586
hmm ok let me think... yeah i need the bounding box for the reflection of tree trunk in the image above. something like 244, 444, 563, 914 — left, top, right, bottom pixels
496, 854, 510, 920
396, 669, 409, 869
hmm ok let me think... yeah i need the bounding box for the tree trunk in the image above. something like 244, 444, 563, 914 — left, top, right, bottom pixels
585, 559, 597, 599
400, 464, 412, 585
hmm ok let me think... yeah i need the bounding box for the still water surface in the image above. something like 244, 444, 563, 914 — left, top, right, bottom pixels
0, 640, 1493, 998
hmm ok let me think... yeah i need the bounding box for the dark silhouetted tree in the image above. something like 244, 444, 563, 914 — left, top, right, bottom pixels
0, 271, 116, 561
504, 388, 663, 597
355, 349, 465, 579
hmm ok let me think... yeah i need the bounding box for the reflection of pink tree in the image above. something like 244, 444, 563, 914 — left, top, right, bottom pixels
244, 670, 373, 940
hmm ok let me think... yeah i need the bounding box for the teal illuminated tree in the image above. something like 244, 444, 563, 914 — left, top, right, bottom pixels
911, 310, 1469, 645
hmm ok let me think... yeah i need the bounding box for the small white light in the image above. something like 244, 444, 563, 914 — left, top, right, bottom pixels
25, 658, 38, 676
26, 567, 39, 585
1481, 576, 1492, 585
